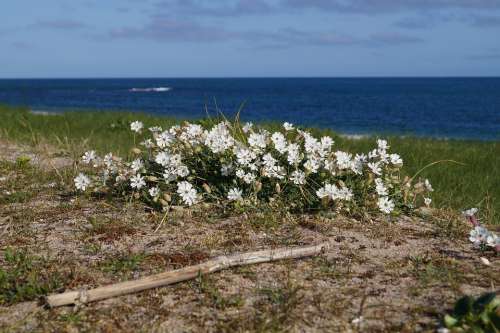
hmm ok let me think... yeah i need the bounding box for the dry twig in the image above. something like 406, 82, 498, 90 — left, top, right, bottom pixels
46, 242, 330, 307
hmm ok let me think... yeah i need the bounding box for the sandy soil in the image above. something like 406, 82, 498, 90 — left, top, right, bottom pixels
0, 140, 498, 332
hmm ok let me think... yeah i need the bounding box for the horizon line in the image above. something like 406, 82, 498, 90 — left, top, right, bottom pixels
1, 75, 500, 80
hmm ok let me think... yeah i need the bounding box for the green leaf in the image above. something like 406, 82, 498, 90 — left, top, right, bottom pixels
490, 311, 500, 330
473, 293, 497, 313
455, 296, 473, 317
471, 326, 485, 333
479, 311, 490, 325
444, 314, 459, 328
490, 296, 500, 310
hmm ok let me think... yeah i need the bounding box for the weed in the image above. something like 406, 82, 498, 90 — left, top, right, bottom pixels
443, 293, 500, 332
99, 253, 145, 275
192, 274, 244, 310
0, 248, 62, 305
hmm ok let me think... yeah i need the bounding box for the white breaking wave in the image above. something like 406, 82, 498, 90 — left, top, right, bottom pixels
129, 87, 171, 92
30, 110, 58, 116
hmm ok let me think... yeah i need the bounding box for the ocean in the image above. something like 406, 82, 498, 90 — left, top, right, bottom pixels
0, 78, 499, 140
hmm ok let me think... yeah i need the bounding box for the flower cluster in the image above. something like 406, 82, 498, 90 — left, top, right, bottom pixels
74, 119, 432, 214
463, 208, 499, 252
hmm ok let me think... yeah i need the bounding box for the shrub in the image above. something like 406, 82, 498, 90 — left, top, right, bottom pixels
73, 118, 432, 214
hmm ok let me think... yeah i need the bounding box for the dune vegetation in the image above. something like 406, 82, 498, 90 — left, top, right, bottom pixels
1, 105, 498, 224
0, 105, 498, 332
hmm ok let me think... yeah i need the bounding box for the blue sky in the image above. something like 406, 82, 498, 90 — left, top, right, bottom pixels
1, 0, 500, 77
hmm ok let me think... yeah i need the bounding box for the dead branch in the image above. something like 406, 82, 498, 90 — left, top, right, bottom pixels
45, 241, 330, 307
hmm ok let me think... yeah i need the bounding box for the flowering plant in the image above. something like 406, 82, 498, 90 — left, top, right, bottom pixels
74, 119, 433, 215
463, 208, 499, 252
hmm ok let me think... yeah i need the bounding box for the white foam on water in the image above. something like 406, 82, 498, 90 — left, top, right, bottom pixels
129, 87, 171, 92
339, 134, 368, 140
30, 110, 58, 116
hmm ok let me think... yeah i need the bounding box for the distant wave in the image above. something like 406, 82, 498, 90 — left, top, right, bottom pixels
129, 87, 171, 92
30, 110, 58, 116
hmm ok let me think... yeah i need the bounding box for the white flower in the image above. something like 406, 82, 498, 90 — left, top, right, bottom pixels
486, 233, 499, 248
227, 188, 243, 201
169, 154, 182, 166
169, 125, 181, 135
141, 139, 154, 148
351, 154, 366, 175
103, 153, 114, 168
221, 164, 233, 176
424, 197, 432, 207
130, 174, 146, 189
242, 122, 253, 133
390, 154, 403, 166
324, 159, 336, 174
131, 159, 144, 172
262, 153, 277, 167
185, 123, 204, 137
263, 164, 285, 179
378, 149, 389, 163
156, 130, 175, 148
149, 126, 162, 133
155, 152, 171, 167
271, 132, 288, 154
368, 149, 378, 159
321, 136, 334, 149
304, 158, 320, 173
469, 226, 490, 246
248, 132, 267, 149
375, 178, 388, 196
290, 170, 306, 185
424, 179, 433, 192
316, 183, 352, 201
316, 186, 329, 199
377, 139, 389, 151
149, 186, 160, 198
180, 124, 204, 144
82, 151, 96, 164
320, 136, 334, 151
130, 120, 144, 133
378, 196, 395, 214
283, 122, 294, 131
469, 223, 499, 248
351, 316, 363, 325
205, 122, 235, 153
262, 153, 285, 179
463, 207, 478, 217
236, 148, 256, 166
243, 172, 256, 184
176, 164, 190, 177
322, 184, 338, 200
304, 133, 321, 155
335, 151, 352, 170
368, 162, 382, 176
337, 186, 353, 201
287, 143, 302, 165
177, 181, 198, 206
74, 173, 90, 191
235, 169, 245, 179
163, 170, 176, 182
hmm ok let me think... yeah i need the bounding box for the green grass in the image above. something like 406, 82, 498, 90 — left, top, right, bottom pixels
0, 105, 498, 224
0, 248, 62, 305
100, 253, 145, 276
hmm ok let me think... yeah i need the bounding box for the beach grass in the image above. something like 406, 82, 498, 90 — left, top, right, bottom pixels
1, 105, 498, 224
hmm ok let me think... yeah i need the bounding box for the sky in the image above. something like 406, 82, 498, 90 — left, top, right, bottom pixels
1, 0, 500, 78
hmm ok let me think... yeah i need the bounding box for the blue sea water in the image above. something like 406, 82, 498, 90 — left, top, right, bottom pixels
0, 78, 499, 140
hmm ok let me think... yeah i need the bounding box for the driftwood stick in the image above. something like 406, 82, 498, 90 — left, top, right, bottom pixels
46, 241, 330, 307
